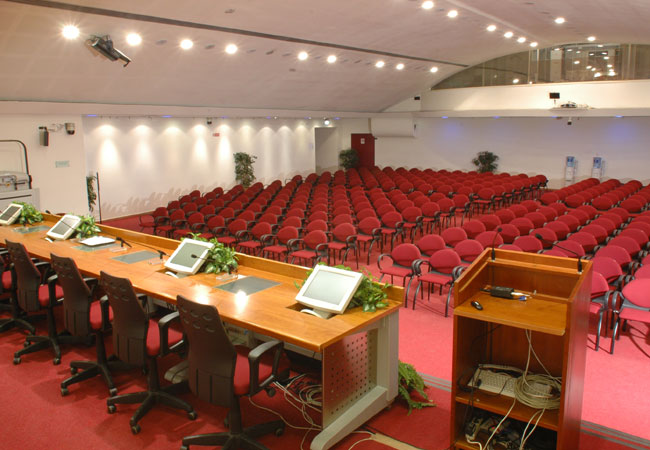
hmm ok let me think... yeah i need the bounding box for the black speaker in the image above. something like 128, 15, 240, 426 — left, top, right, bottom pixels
39, 127, 49, 146
549, 92, 560, 99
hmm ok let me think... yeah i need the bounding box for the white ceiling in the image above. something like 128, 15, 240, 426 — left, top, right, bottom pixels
0, 0, 649, 114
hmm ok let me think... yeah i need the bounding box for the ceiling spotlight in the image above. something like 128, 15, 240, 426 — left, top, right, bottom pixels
587, 36, 596, 42
586, 65, 592, 69
180, 39, 193, 50
603, 56, 609, 60
487, 24, 497, 32
298, 51, 309, 61
430, 66, 439, 73
396, 63, 405, 70
447, 10, 458, 18
327, 55, 337, 63
504, 31, 513, 38
554, 17, 565, 24
88, 35, 131, 67
530, 41, 538, 47
323, 118, 331, 126
225, 43, 238, 54
512, 78, 520, 84
421, 1, 434, 10
126, 33, 142, 46
574, 60, 580, 64
609, 71, 616, 76
375, 60, 385, 68
594, 72, 602, 77
62, 25, 80, 40
517, 37, 526, 43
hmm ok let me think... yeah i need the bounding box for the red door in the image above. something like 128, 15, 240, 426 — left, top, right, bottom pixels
351, 133, 375, 168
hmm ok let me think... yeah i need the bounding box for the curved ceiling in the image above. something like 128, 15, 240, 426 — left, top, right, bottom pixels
0, 0, 649, 114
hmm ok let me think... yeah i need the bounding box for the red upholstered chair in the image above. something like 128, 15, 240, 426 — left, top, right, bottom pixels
580, 224, 608, 245
261, 226, 299, 262
610, 278, 650, 354
498, 223, 520, 244
236, 222, 273, 256
139, 207, 168, 234
627, 220, 650, 238
380, 211, 405, 250
618, 228, 649, 251
591, 217, 617, 236
355, 217, 382, 264
499, 244, 523, 251
520, 200, 541, 213
510, 217, 534, 236
567, 209, 590, 226
455, 239, 484, 263
51, 254, 117, 396
441, 227, 468, 248
607, 236, 643, 260
514, 235, 543, 253
420, 202, 441, 234
157, 209, 185, 237
567, 231, 598, 254
416, 234, 446, 257
462, 219, 486, 239
478, 214, 502, 232
401, 206, 424, 240
173, 212, 205, 240
411, 249, 462, 315
556, 214, 580, 233
377, 243, 421, 303
541, 192, 560, 205
523, 211, 546, 229
437, 197, 457, 228
549, 202, 568, 216
531, 228, 557, 249
476, 231, 504, 250
473, 188, 495, 214
5, 241, 66, 365
217, 218, 248, 247
328, 223, 359, 268
552, 239, 586, 258
595, 245, 633, 271
199, 215, 226, 240
590, 272, 615, 351
508, 204, 528, 218
544, 220, 570, 241
591, 256, 625, 290
288, 230, 329, 267
101, 272, 195, 433
620, 198, 644, 215
451, 194, 472, 224
176, 296, 288, 450
494, 209, 516, 225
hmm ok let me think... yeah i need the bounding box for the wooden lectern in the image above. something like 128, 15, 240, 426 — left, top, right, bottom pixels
450, 248, 591, 450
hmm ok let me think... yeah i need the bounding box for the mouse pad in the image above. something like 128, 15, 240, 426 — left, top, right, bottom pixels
215, 276, 280, 295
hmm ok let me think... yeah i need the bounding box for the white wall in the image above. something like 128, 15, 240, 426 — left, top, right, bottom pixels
374, 116, 650, 188
84, 117, 317, 219
0, 114, 89, 215
315, 127, 340, 172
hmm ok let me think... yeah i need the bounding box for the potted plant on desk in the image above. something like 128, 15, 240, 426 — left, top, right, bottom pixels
187, 234, 239, 277
16, 202, 43, 225
75, 215, 101, 239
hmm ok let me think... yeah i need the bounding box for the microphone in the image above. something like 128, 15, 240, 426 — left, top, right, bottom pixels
115, 236, 168, 260
190, 253, 209, 262
534, 234, 583, 274
491, 227, 503, 261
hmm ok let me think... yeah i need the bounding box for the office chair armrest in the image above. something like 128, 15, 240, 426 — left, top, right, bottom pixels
171, 219, 187, 228
345, 235, 358, 245
315, 243, 329, 253
248, 339, 285, 394
260, 233, 277, 245
371, 227, 383, 237
452, 265, 467, 280
286, 238, 303, 251
34, 261, 53, 282
158, 310, 181, 356
411, 258, 428, 276
154, 216, 170, 226
98, 295, 112, 332
190, 222, 207, 232
270, 223, 280, 234
211, 226, 227, 236
236, 229, 251, 240
376, 253, 394, 270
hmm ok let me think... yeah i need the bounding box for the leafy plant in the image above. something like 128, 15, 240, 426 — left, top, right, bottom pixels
86, 175, 97, 212
16, 202, 43, 225
75, 215, 101, 238
295, 263, 391, 313
398, 360, 435, 414
233, 152, 257, 188
472, 151, 499, 173
339, 148, 359, 170
187, 234, 239, 274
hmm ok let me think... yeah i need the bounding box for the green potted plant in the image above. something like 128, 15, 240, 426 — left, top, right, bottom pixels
233, 152, 257, 188
75, 215, 101, 238
16, 202, 43, 225
339, 148, 359, 170
187, 234, 239, 275
472, 151, 499, 173
86, 174, 97, 212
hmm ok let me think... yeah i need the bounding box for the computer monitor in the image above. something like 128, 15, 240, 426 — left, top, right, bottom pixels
0, 203, 23, 225
46, 214, 82, 240
164, 238, 214, 275
295, 265, 364, 319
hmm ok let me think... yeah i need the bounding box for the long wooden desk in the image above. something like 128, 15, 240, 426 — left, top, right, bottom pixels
0, 216, 402, 450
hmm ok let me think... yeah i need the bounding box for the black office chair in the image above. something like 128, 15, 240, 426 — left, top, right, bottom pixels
51, 254, 120, 396
0, 248, 14, 312
176, 295, 288, 450
100, 271, 196, 434
5, 240, 69, 364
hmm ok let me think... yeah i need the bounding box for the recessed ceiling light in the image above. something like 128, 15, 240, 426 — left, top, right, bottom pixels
62, 25, 79, 40
594, 72, 602, 77
615, 115, 623, 118
430, 66, 439, 73
162, 115, 172, 118
601, 52, 607, 55
554, 17, 565, 24
504, 31, 513, 38
609, 71, 616, 76
126, 33, 142, 46
576, 51, 581, 54
574, 61, 580, 65
180, 39, 193, 50
567, 48, 573, 52
554, 47, 560, 51
517, 37, 526, 43
530, 42, 538, 47
487, 24, 497, 32
512, 78, 520, 84
591, 68, 596, 71
587, 36, 596, 42
298, 51, 309, 61
225, 43, 238, 54
607, 64, 612, 68
396, 63, 405, 70
375, 60, 385, 68
586, 65, 592, 69
421, 1, 434, 10
597, 44, 604, 48
447, 10, 458, 18
327, 55, 337, 64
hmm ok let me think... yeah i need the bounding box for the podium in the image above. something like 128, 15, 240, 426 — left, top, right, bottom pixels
450, 248, 591, 450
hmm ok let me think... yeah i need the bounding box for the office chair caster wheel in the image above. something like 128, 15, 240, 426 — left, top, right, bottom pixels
23, 340, 30, 348
188, 411, 197, 420
13, 356, 21, 365
109, 387, 118, 396
70, 366, 78, 375
107, 404, 116, 414
61, 387, 69, 396
53, 357, 61, 365
130, 424, 141, 435
275, 426, 284, 437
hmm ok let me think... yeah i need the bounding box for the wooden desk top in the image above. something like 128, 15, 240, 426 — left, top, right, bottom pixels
0, 217, 402, 352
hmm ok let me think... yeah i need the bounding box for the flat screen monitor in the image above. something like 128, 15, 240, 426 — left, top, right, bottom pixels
46, 214, 82, 240
295, 265, 364, 319
164, 238, 214, 275
0, 203, 23, 225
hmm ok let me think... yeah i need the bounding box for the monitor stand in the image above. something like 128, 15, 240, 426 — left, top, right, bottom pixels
300, 308, 333, 319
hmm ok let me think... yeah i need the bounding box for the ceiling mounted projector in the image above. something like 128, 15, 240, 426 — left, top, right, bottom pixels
88, 35, 131, 67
